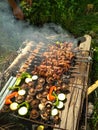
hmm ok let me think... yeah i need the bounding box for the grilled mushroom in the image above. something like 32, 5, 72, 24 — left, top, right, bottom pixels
36, 84, 43, 92
41, 111, 50, 121
41, 98, 47, 104
42, 91, 48, 98
28, 88, 36, 96
21, 83, 28, 89
45, 101, 52, 108
15, 95, 25, 103
30, 99, 39, 108
25, 95, 33, 103
38, 78, 45, 85
27, 81, 34, 88
30, 109, 39, 119
36, 93, 42, 100
53, 115, 61, 124
45, 85, 50, 91
38, 103, 45, 111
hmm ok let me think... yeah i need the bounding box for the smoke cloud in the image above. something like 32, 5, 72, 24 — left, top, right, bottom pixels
0, 0, 77, 52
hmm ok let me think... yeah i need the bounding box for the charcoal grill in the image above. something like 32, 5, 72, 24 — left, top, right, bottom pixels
0, 35, 92, 130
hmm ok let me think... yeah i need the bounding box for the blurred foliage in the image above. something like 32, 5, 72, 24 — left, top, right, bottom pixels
92, 97, 98, 129
20, 0, 98, 36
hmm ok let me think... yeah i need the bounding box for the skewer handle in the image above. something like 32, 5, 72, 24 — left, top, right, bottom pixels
87, 80, 98, 95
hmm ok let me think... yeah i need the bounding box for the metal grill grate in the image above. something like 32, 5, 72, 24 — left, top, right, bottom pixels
0, 40, 92, 130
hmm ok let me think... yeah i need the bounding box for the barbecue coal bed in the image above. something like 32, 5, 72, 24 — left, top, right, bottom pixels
0, 35, 92, 130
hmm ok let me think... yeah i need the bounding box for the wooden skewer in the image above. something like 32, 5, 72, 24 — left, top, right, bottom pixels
87, 80, 98, 95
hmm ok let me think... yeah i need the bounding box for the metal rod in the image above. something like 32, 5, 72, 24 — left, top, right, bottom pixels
10, 114, 68, 130
0, 76, 13, 96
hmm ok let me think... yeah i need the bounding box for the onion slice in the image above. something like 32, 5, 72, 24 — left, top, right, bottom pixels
58, 93, 66, 101
25, 78, 32, 83
56, 101, 64, 109
10, 102, 18, 111
51, 108, 58, 116
18, 89, 26, 96
32, 75, 38, 80
18, 106, 28, 116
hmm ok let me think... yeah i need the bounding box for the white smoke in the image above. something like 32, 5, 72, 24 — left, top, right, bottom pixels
0, 0, 77, 52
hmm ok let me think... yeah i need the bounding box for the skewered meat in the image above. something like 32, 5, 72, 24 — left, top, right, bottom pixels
31, 42, 76, 80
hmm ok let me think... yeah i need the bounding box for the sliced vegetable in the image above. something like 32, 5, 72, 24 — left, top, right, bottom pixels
18, 89, 26, 96
18, 101, 29, 116
21, 72, 31, 79
9, 73, 32, 90
18, 101, 29, 109
58, 93, 66, 101
18, 106, 28, 116
47, 86, 56, 101
56, 101, 64, 109
37, 125, 44, 130
10, 102, 19, 111
5, 92, 18, 105
9, 85, 20, 91
5, 99, 12, 105
51, 108, 58, 116
25, 78, 32, 83
15, 77, 22, 86
52, 92, 59, 106
32, 75, 38, 80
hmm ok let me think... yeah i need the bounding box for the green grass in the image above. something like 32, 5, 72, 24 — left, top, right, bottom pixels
67, 14, 98, 37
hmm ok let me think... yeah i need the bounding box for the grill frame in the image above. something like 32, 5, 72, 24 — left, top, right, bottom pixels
0, 35, 92, 130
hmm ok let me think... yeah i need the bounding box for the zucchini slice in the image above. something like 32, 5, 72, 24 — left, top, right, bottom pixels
51, 108, 58, 116
56, 101, 64, 109
18, 106, 28, 116
58, 93, 66, 101
32, 75, 38, 80
25, 78, 32, 83
18, 89, 26, 96
10, 102, 18, 111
